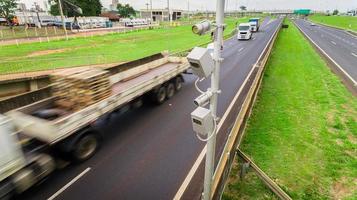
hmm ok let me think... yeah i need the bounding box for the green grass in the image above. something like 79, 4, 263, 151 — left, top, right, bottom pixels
309, 14, 357, 32
223, 19, 357, 200
0, 17, 248, 74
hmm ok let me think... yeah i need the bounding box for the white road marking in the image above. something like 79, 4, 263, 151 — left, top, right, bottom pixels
295, 22, 357, 86
174, 19, 282, 200
352, 52, 357, 58
173, 146, 206, 200
331, 41, 337, 45
47, 168, 91, 200
252, 37, 256, 41
238, 47, 244, 52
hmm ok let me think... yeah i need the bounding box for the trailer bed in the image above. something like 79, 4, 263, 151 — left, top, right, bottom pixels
7, 57, 189, 144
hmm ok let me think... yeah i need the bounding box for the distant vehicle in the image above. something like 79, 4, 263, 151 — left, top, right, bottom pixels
237, 23, 252, 40
248, 18, 260, 32
120, 18, 150, 27
310, 23, 316, 26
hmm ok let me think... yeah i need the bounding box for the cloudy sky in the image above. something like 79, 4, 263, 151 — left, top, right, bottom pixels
21, 0, 357, 12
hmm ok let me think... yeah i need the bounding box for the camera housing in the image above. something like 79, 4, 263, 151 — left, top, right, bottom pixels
187, 47, 214, 78
191, 107, 214, 136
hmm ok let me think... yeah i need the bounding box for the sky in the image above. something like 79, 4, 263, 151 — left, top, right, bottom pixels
21, 0, 357, 12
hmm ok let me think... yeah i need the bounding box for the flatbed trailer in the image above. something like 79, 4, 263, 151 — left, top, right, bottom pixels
0, 56, 189, 198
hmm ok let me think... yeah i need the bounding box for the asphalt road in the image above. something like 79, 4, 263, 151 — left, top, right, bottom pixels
295, 19, 357, 87
19, 18, 282, 200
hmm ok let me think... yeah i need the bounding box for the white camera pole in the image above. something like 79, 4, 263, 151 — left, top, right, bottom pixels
203, 0, 225, 199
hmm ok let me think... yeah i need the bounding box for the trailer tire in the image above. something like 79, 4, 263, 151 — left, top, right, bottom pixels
166, 83, 175, 99
174, 76, 183, 91
153, 86, 166, 104
72, 133, 99, 162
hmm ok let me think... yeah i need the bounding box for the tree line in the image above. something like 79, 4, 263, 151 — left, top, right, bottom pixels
0, 0, 136, 26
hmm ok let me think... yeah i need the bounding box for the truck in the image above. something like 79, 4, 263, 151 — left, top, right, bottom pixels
248, 18, 260, 32
237, 23, 252, 40
0, 56, 189, 199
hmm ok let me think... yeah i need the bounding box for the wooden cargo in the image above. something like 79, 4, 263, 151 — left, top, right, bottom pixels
51, 68, 111, 111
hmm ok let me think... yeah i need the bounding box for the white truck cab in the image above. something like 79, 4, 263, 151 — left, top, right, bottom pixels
237, 23, 252, 40
0, 115, 55, 199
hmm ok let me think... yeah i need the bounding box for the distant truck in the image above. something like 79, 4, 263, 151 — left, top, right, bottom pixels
248, 18, 260, 32
237, 23, 252, 40
0, 56, 188, 199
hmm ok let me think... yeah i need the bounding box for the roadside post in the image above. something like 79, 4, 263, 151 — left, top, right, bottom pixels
58, 0, 68, 40
187, 0, 225, 199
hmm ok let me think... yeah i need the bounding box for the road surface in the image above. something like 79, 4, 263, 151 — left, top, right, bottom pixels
295, 19, 357, 89
18, 18, 282, 200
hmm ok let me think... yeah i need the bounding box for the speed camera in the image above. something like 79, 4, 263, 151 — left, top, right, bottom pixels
191, 106, 214, 136
187, 47, 214, 78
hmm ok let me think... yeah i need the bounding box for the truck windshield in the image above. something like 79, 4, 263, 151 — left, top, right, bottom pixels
239, 26, 250, 31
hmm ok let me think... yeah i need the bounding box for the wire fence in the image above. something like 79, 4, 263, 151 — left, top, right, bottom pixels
0, 24, 165, 46
0, 26, 66, 40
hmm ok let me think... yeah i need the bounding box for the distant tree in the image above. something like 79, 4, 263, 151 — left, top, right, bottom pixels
0, 0, 17, 25
332, 9, 339, 15
239, 5, 247, 11
117, 3, 136, 18
49, 0, 102, 17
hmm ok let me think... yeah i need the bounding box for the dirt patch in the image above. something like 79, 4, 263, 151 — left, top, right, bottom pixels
27, 48, 70, 57
347, 135, 357, 144
331, 177, 356, 200
335, 139, 343, 146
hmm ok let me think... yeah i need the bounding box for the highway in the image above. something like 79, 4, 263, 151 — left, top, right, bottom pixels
19, 17, 282, 200
295, 19, 357, 88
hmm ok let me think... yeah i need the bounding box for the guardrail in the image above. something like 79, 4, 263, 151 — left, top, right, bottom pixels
210, 18, 283, 200
236, 149, 292, 200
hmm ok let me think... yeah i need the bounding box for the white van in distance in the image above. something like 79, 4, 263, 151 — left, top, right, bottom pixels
237, 23, 252, 40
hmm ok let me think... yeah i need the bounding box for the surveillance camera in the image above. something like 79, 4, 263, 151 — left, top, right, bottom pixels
191, 107, 214, 136
187, 47, 214, 78
192, 20, 212, 35
194, 91, 212, 107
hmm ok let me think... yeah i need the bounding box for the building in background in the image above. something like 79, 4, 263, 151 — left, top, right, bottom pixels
109, 0, 119, 11
347, 9, 356, 16
140, 9, 184, 22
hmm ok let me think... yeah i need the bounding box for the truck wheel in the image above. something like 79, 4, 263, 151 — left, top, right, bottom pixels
72, 134, 99, 162
153, 86, 166, 104
174, 76, 183, 91
166, 83, 175, 99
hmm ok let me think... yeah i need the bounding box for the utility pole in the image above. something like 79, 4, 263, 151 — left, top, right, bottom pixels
235, 0, 238, 17
58, 0, 68, 40
34, 2, 42, 28
203, 0, 225, 199
150, 0, 153, 22
167, 0, 172, 23
187, 0, 190, 20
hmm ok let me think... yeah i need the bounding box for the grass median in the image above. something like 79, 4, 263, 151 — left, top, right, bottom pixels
309, 14, 357, 31
223, 19, 357, 200
0, 17, 247, 75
